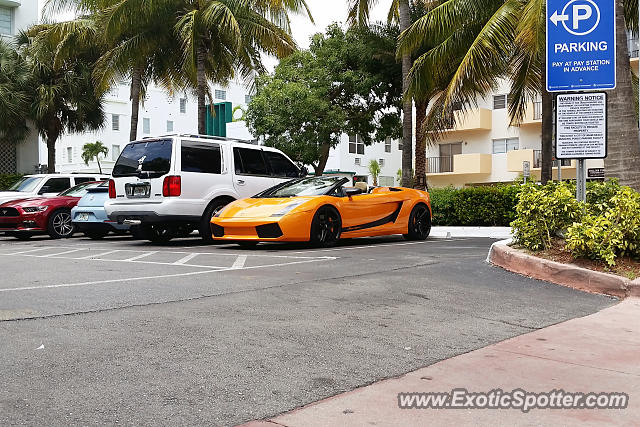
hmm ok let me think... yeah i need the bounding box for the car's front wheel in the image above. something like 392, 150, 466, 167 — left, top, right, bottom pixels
403, 204, 431, 241
48, 209, 75, 239
139, 224, 176, 244
309, 206, 341, 247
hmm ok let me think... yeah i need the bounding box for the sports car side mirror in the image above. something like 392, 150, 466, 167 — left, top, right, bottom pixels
345, 187, 363, 198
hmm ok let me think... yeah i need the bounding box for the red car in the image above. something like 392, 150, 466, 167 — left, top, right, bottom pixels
0, 181, 105, 240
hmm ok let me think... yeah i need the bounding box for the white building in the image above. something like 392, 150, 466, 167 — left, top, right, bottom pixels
0, 0, 41, 174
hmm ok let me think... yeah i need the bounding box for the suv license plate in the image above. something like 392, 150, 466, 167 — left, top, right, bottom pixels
125, 184, 151, 198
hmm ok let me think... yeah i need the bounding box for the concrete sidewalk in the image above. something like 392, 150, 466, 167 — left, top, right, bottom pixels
431, 226, 511, 239
242, 298, 640, 426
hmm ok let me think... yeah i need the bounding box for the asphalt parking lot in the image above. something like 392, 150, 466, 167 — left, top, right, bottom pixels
0, 234, 616, 426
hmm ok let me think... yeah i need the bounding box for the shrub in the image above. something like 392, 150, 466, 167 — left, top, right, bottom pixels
510, 182, 582, 251
566, 186, 640, 266
0, 174, 23, 190
429, 185, 520, 226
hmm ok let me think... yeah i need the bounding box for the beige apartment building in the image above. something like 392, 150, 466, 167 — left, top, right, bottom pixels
424, 39, 640, 188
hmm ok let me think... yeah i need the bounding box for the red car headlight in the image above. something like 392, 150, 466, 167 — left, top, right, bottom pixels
22, 206, 48, 213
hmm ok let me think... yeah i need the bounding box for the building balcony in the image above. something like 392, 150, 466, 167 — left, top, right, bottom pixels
507, 149, 574, 173
427, 153, 492, 175
445, 108, 492, 132
520, 102, 542, 126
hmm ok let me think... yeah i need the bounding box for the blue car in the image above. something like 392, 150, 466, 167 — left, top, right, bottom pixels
72, 182, 130, 239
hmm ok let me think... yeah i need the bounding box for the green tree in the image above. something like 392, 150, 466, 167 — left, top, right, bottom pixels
368, 159, 381, 186
399, 0, 640, 189
16, 30, 105, 173
349, 0, 414, 188
175, 0, 308, 134
0, 39, 30, 146
246, 24, 402, 175
81, 141, 109, 173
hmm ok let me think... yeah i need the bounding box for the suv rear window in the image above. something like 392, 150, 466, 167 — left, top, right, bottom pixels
181, 141, 222, 174
233, 147, 268, 176
112, 139, 172, 177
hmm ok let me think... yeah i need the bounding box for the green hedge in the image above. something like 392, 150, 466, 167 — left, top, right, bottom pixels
429, 185, 520, 226
0, 174, 23, 191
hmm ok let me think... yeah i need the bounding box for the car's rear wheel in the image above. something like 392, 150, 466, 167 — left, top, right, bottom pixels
140, 224, 176, 244
309, 206, 341, 247
199, 199, 233, 243
403, 204, 431, 241
84, 229, 109, 240
48, 209, 75, 239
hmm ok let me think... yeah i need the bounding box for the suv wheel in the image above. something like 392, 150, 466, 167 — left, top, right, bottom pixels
140, 224, 176, 244
199, 199, 232, 243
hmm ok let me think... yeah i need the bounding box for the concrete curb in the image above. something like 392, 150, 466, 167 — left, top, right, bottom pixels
487, 240, 640, 299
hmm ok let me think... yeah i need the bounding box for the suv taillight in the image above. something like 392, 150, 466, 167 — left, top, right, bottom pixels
162, 176, 181, 197
108, 179, 116, 198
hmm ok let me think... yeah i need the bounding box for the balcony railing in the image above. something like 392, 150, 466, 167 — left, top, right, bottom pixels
533, 101, 542, 120
533, 150, 571, 168
427, 156, 453, 173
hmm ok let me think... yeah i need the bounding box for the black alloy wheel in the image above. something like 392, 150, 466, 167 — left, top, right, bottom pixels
310, 206, 341, 247
404, 204, 431, 241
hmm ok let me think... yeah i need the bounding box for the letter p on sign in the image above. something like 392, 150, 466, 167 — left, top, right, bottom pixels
573, 4, 592, 29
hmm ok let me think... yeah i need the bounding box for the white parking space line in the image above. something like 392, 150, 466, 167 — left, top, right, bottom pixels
75, 250, 120, 260
10, 247, 53, 255
231, 255, 247, 269
289, 239, 468, 254
173, 253, 200, 265
0, 257, 337, 293
123, 251, 157, 262
34, 249, 83, 258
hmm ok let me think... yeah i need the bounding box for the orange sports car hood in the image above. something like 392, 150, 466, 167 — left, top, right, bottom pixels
220, 197, 317, 218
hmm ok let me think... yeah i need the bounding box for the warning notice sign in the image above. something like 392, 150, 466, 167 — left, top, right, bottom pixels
556, 92, 607, 159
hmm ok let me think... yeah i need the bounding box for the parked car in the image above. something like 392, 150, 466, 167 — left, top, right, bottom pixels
210, 176, 432, 247
105, 134, 304, 243
72, 181, 130, 239
0, 181, 106, 239
0, 173, 109, 206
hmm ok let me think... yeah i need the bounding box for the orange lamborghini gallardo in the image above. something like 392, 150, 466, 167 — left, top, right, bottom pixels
210, 176, 431, 247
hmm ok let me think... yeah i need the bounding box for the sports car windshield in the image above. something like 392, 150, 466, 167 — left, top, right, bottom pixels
257, 177, 345, 198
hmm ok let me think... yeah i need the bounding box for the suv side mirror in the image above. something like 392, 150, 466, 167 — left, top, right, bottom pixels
38, 186, 51, 195
298, 166, 309, 178
345, 187, 363, 198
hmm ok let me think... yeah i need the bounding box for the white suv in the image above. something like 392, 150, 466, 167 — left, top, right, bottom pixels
0, 173, 109, 205
105, 134, 303, 242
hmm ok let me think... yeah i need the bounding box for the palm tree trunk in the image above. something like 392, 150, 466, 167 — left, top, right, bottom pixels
414, 99, 428, 190
541, 90, 553, 184
605, 0, 640, 190
97, 158, 102, 174
197, 44, 207, 135
46, 134, 58, 174
129, 65, 142, 142
399, 0, 413, 187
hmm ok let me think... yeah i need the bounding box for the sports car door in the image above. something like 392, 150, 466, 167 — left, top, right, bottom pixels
340, 192, 404, 234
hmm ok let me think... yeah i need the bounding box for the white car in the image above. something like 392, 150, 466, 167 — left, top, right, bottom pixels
105, 134, 304, 243
0, 174, 109, 206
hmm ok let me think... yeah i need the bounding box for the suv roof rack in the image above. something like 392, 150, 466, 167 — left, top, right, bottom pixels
142, 133, 257, 145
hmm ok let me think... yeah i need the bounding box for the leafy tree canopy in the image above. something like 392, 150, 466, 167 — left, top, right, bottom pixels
246, 23, 402, 175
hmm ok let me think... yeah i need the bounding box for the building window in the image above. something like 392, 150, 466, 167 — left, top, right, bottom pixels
179, 98, 187, 114
385, 138, 391, 153
348, 135, 364, 155
245, 95, 252, 104
111, 114, 120, 131
0, 7, 12, 35
379, 176, 394, 186
492, 138, 519, 154
379, 158, 385, 167
398, 141, 403, 151
112, 145, 121, 161
166, 120, 174, 132
355, 157, 361, 166
143, 118, 151, 134
215, 89, 226, 100
67, 147, 73, 163
493, 94, 507, 110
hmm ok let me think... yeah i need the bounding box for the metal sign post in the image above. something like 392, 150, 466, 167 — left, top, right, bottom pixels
523, 161, 531, 183
576, 159, 586, 201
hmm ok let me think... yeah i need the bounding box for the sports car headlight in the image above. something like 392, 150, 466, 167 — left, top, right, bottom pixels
271, 200, 307, 217
22, 206, 48, 213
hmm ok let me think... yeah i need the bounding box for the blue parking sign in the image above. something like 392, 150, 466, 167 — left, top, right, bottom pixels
546, 0, 616, 92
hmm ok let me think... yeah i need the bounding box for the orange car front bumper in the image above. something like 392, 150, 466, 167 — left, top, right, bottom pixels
210, 211, 313, 242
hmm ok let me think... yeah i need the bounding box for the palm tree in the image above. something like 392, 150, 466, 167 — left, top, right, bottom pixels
399, 0, 640, 189
175, 0, 307, 134
16, 29, 105, 173
368, 159, 381, 186
0, 39, 30, 146
81, 141, 109, 173
43, 0, 186, 142
349, 0, 414, 188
